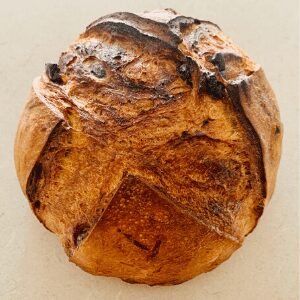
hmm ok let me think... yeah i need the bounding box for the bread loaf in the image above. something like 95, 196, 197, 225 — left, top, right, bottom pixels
14, 9, 282, 285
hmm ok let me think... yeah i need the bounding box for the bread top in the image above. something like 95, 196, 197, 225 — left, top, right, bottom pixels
15, 9, 282, 262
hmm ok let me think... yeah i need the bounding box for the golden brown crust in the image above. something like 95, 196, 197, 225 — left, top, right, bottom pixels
71, 176, 240, 285
14, 9, 282, 285
228, 69, 282, 201
14, 84, 63, 194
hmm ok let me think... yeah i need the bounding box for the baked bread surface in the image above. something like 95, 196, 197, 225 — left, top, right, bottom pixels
14, 9, 282, 285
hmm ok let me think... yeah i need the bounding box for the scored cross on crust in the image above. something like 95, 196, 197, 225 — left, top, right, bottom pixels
14, 9, 282, 285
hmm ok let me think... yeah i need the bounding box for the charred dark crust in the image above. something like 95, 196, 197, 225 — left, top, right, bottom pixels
210, 53, 225, 72
177, 57, 194, 87
202, 119, 211, 126
87, 12, 181, 47
86, 21, 184, 61
33, 200, 41, 209
45, 63, 63, 84
206, 75, 225, 99
87, 12, 221, 59
199, 71, 225, 99
227, 84, 267, 198
73, 13, 225, 106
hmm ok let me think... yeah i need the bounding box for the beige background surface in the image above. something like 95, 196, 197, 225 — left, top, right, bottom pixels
0, 0, 299, 299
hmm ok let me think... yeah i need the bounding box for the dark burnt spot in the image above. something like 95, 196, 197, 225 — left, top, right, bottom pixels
178, 63, 192, 86
33, 200, 41, 209
198, 73, 207, 93
149, 240, 162, 259
73, 223, 90, 247
179, 20, 192, 31
181, 131, 190, 140
202, 119, 210, 126
206, 75, 225, 99
275, 125, 281, 134
177, 57, 193, 87
210, 53, 225, 72
34, 163, 43, 180
199, 72, 225, 99
254, 204, 264, 218
45, 63, 63, 84
90, 63, 106, 78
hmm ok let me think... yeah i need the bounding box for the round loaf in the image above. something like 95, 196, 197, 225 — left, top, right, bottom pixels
14, 9, 282, 285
